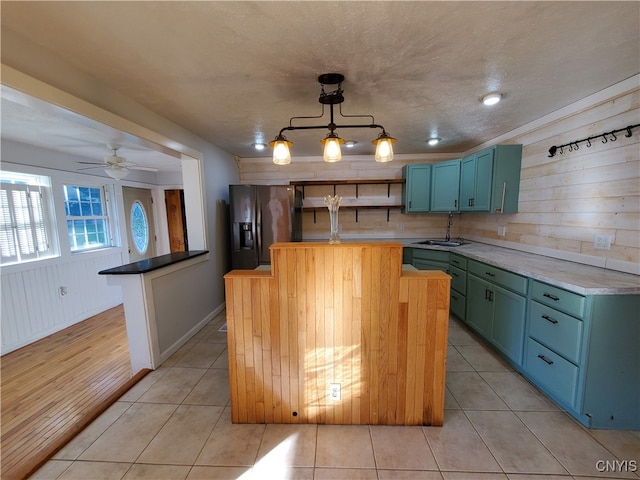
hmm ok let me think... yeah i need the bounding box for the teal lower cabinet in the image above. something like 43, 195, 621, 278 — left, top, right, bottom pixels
491, 285, 527, 364
466, 274, 494, 338
466, 260, 527, 366
409, 248, 639, 430
449, 254, 467, 320
523, 280, 640, 430
409, 248, 450, 273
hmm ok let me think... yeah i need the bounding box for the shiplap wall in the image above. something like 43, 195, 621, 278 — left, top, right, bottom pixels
239, 85, 639, 273
1, 250, 124, 352
463, 87, 639, 272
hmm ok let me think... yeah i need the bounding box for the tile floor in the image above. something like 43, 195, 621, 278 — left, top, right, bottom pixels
31, 312, 640, 480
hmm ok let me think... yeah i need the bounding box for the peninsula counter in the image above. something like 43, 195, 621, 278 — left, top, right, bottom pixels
100, 250, 210, 373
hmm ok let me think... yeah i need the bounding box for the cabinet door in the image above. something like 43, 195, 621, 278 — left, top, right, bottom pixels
491, 285, 526, 366
459, 155, 475, 212
466, 274, 493, 337
403, 164, 431, 212
473, 149, 494, 212
430, 159, 460, 212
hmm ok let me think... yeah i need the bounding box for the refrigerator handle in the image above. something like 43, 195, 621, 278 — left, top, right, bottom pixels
256, 201, 262, 260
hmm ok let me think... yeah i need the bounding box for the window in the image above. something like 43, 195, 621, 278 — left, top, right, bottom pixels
63, 185, 111, 252
130, 201, 149, 254
1, 171, 56, 265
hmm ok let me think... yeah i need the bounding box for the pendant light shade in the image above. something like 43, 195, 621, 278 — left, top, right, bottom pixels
321, 133, 344, 163
269, 134, 293, 165
372, 132, 396, 163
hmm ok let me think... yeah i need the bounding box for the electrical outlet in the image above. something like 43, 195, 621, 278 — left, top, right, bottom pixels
329, 383, 341, 401
398, 223, 405, 231
594, 234, 612, 251
497, 225, 506, 237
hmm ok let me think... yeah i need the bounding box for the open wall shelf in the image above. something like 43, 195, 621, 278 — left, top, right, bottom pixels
290, 179, 404, 222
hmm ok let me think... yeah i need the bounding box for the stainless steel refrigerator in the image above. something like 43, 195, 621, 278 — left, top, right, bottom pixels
229, 184, 302, 269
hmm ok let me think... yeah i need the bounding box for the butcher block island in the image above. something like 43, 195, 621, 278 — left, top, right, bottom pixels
223, 242, 451, 426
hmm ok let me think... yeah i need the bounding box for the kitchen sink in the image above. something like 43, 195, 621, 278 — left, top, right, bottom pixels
416, 239, 468, 247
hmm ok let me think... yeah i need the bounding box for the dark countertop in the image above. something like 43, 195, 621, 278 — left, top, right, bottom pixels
98, 250, 209, 275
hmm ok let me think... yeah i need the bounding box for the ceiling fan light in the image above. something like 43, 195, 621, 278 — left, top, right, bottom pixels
269, 135, 293, 165
104, 166, 130, 180
321, 134, 344, 163
428, 138, 440, 146
372, 132, 396, 163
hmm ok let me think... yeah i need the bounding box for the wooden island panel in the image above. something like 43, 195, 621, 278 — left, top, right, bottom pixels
223, 242, 450, 426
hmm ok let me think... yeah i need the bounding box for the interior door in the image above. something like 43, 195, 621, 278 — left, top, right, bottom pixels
123, 187, 157, 262
165, 189, 188, 252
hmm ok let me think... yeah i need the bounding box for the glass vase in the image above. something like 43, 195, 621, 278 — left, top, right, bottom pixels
323, 195, 342, 244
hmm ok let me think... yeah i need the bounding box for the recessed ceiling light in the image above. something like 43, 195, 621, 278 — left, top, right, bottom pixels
482, 93, 502, 106
344, 141, 358, 148
253, 143, 267, 150
427, 138, 440, 146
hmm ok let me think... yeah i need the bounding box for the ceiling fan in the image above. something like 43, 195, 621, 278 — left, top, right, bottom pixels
77, 144, 158, 180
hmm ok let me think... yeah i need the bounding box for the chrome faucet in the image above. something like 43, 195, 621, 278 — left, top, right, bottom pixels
445, 212, 453, 241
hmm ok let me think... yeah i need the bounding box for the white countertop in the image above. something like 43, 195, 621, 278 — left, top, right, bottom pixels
408, 242, 640, 296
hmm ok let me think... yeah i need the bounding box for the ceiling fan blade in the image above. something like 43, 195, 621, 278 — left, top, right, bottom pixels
130, 166, 159, 172
77, 161, 105, 165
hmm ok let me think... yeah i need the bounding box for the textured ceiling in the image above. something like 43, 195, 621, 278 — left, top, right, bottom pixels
1, 1, 639, 169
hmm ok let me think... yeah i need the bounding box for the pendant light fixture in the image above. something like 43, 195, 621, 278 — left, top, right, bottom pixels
269, 73, 395, 164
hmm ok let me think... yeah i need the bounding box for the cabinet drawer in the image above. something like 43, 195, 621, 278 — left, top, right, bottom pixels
530, 281, 586, 319
413, 249, 450, 263
450, 253, 467, 270
450, 289, 465, 320
450, 265, 466, 294
468, 260, 528, 295
414, 259, 449, 272
525, 338, 579, 409
529, 301, 583, 364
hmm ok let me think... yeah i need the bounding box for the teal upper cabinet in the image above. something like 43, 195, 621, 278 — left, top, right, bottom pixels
402, 164, 431, 213
430, 159, 460, 212
459, 144, 522, 213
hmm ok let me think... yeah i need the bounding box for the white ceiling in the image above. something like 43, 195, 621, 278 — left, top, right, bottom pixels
1, 1, 639, 171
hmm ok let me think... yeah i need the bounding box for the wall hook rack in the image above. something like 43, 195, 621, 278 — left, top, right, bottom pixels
547, 123, 639, 157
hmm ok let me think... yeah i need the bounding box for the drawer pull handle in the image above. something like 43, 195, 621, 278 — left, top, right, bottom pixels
542, 314, 558, 324
451, 294, 458, 300
451, 272, 458, 277
485, 271, 496, 277
452, 260, 460, 265
543, 292, 560, 301
537, 354, 554, 365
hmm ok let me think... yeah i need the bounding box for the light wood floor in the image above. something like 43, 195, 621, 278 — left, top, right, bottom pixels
1, 305, 148, 480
